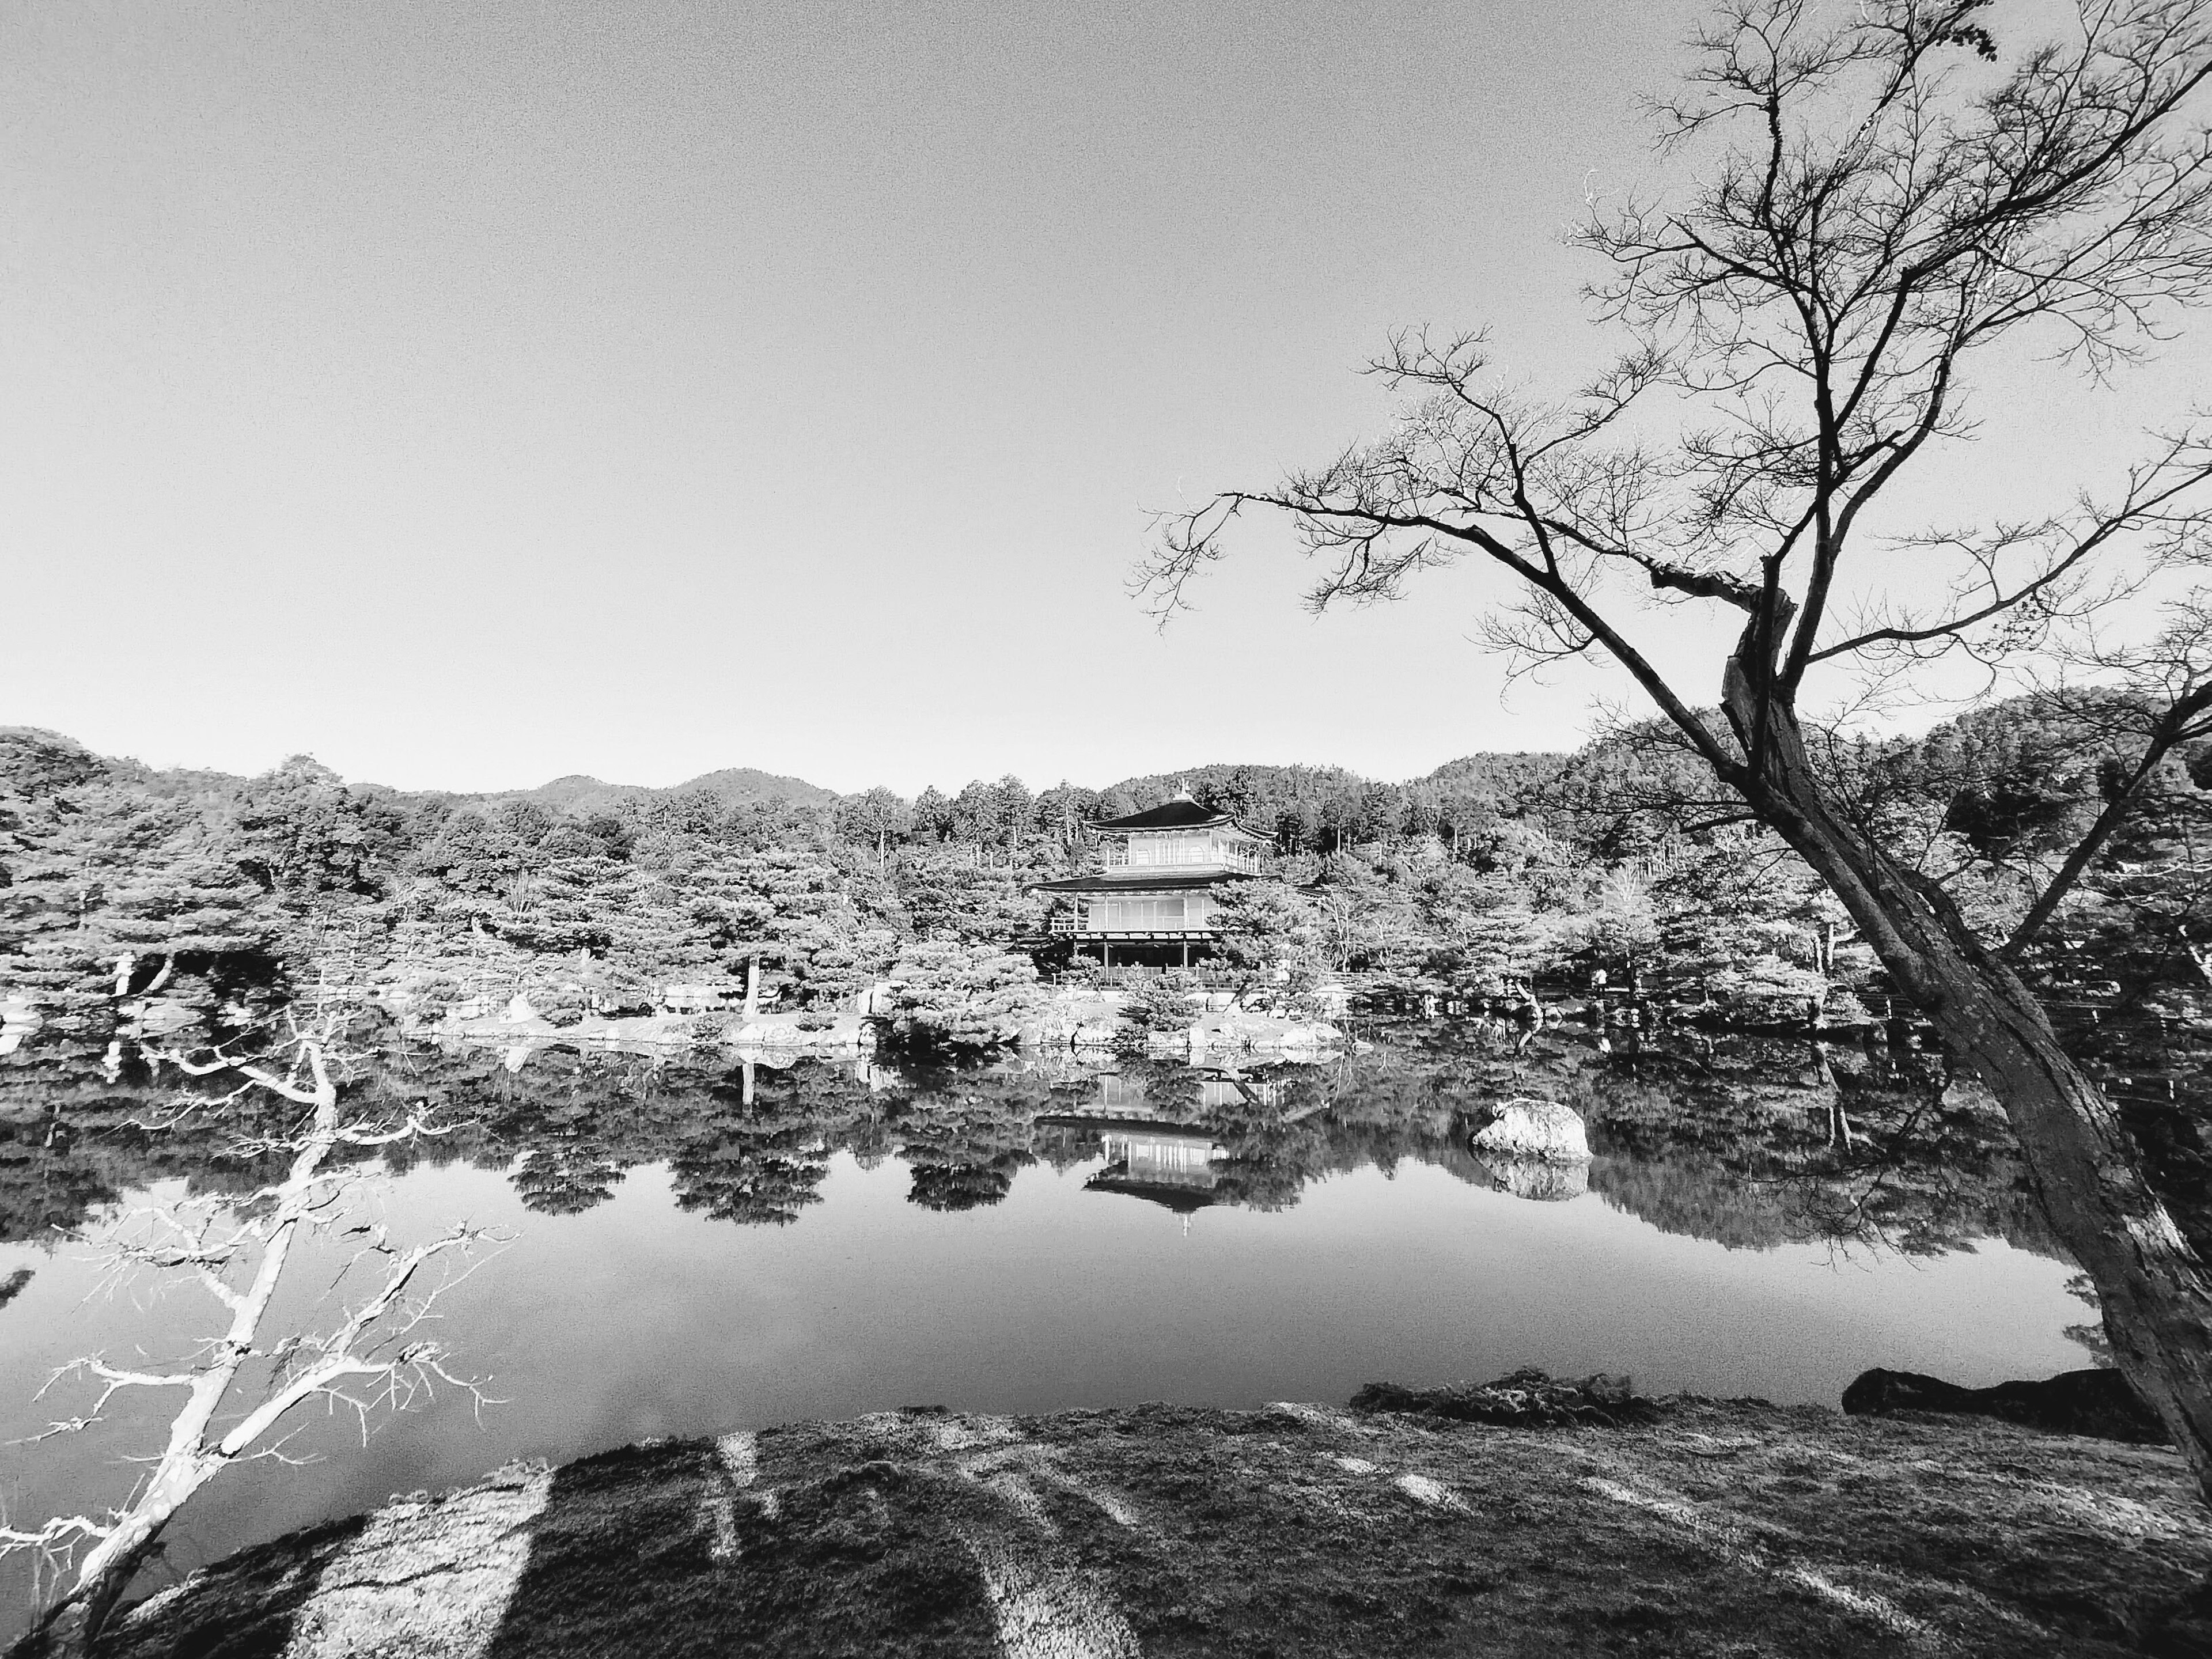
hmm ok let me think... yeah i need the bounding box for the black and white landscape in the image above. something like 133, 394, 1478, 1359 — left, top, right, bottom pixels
5, 2, 2212, 1654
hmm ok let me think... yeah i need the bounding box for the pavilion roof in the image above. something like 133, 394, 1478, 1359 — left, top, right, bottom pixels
1031, 870, 1258, 893
1083, 1173, 1222, 1213
1093, 794, 1263, 836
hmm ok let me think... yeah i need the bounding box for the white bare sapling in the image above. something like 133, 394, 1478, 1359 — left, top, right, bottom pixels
1, 1010, 507, 1657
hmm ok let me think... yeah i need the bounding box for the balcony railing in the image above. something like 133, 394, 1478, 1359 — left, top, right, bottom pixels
1048, 917, 1214, 938
1099, 846, 1264, 874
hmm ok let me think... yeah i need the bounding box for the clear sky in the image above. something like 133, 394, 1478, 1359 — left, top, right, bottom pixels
3, 1, 2205, 796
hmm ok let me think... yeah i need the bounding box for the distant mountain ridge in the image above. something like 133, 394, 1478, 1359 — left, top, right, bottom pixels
0, 729, 841, 815
7, 726, 1563, 816
465, 767, 841, 816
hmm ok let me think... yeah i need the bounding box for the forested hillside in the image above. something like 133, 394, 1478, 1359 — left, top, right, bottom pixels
1097, 755, 1571, 854
0, 697, 2204, 1040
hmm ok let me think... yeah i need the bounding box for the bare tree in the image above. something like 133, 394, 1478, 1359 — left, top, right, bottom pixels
1144, 0, 2212, 1499
2, 1013, 500, 1656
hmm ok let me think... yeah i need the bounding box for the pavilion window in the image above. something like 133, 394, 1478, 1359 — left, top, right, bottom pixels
1103, 895, 1187, 930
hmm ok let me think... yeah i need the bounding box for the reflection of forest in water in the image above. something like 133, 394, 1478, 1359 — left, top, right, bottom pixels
11, 1014, 2206, 1263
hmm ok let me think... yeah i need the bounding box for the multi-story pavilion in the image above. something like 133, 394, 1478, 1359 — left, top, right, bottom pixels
1035, 793, 1267, 967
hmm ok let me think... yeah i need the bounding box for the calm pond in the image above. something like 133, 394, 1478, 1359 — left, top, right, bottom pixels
0, 1018, 2105, 1624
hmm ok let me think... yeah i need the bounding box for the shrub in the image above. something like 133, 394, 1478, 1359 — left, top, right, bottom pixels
529, 983, 590, 1028
391, 969, 465, 1021
882, 940, 1046, 1052
1238, 961, 1332, 1022
1118, 972, 1202, 1043
1055, 957, 1104, 990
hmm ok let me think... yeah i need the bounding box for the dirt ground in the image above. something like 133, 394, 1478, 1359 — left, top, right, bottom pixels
77, 1394, 2212, 1658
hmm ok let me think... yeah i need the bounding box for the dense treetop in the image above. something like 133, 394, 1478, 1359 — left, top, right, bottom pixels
0, 691, 2205, 1036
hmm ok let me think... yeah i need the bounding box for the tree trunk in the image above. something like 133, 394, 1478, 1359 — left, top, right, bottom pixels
1724, 664, 2212, 1503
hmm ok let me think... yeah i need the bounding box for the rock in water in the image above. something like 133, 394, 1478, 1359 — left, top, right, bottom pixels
1841, 1366, 2168, 1444
1471, 1098, 1590, 1162
1473, 1154, 1589, 1202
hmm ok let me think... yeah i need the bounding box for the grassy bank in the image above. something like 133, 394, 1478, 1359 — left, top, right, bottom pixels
60, 1389, 2212, 1658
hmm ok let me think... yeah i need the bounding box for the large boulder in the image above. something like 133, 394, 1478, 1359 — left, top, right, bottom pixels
1471, 1098, 1590, 1162
1842, 1366, 2168, 1444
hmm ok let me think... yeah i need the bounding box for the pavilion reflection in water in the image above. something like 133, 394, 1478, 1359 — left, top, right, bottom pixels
1063, 1067, 1295, 1230
1093, 1070, 1284, 1115
1088, 1126, 1229, 1221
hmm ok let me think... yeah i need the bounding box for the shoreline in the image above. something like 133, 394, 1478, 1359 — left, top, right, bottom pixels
59, 1390, 2212, 1658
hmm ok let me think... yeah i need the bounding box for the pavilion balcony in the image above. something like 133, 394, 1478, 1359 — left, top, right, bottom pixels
1097, 846, 1265, 875
1049, 918, 1215, 938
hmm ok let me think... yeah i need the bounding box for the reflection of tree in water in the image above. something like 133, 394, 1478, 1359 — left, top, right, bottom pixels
1204, 1068, 1343, 1212
1048, 1056, 1474, 1215
1, 1103, 118, 1242
0, 1036, 350, 1243
668, 1116, 829, 1226
1435, 1021, 2066, 1257
1806, 1062, 2061, 1258
1306, 1018, 2078, 1261
668, 1062, 879, 1227
509, 1143, 625, 1215
2054, 1013, 2212, 1263
5, 1013, 2201, 1269
388, 1041, 685, 1213
886, 1070, 1049, 1211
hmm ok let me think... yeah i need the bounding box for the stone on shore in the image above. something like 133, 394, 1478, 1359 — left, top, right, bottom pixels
1471, 1097, 1590, 1161
1842, 1365, 2170, 1445
1351, 1368, 1648, 1427
723, 1012, 872, 1051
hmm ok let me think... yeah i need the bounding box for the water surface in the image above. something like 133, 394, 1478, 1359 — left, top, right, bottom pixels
0, 1022, 2096, 1624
